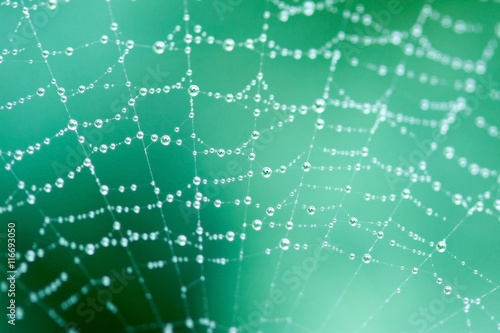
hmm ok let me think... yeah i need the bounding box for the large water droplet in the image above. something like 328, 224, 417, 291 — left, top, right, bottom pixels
279, 238, 290, 250
252, 219, 262, 231
436, 239, 447, 253
262, 167, 272, 178
188, 85, 199, 97
313, 98, 325, 113
362, 253, 371, 263
161, 135, 171, 146
223, 38, 235, 51
153, 41, 166, 54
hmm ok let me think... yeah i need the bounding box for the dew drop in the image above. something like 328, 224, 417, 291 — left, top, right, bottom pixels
160, 135, 171, 146
252, 219, 262, 231
188, 85, 199, 97
100, 185, 109, 196
153, 41, 166, 54
223, 38, 235, 51
362, 253, 371, 263
436, 239, 447, 253
279, 238, 290, 250
177, 235, 187, 246
85, 244, 95, 256
262, 167, 272, 178
313, 98, 326, 113
315, 118, 325, 130
67, 119, 77, 131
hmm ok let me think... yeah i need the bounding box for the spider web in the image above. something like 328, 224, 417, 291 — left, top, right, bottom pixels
1, 0, 500, 332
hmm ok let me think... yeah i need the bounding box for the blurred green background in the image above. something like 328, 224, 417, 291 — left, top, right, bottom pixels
1, 0, 500, 332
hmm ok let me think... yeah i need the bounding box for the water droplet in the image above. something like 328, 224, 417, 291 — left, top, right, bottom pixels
160, 135, 171, 146
315, 118, 325, 130
349, 217, 358, 226
252, 219, 262, 231
266, 207, 275, 216
313, 98, 325, 113
436, 240, 447, 253
188, 85, 199, 97
303, 1, 315, 16
14, 150, 23, 160
196, 254, 204, 264
302, 162, 311, 172
65, 47, 73, 56
279, 238, 290, 250
102, 276, 111, 287
177, 235, 187, 246
27, 194, 36, 205
444, 146, 455, 159
444, 285, 452, 295
153, 41, 166, 54
47, 0, 58, 10
362, 253, 371, 263
55, 178, 64, 188
285, 221, 293, 230
100, 185, 109, 196
223, 38, 235, 51
67, 119, 77, 131
262, 167, 272, 178
307, 205, 316, 215
226, 231, 235, 241
37, 88, 45, 96
85, 244, 95, 256
26, 250, 35, 262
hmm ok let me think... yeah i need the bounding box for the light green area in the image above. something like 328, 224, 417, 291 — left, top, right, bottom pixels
0, 1, 500, 333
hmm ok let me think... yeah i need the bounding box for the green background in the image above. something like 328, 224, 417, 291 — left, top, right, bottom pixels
1, 0, 500, 332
